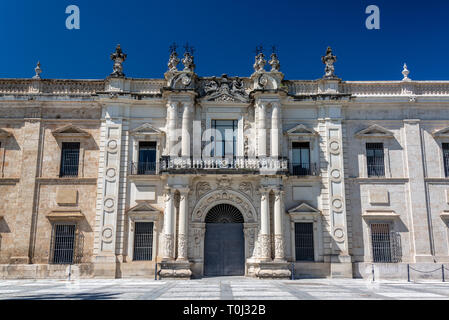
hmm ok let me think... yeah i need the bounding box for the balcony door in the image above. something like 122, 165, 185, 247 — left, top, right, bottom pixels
292, 142, 310, 175
138, 141, 157, 174
211, 120, 237, 162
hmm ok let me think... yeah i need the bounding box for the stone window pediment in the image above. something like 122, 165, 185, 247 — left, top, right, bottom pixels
285, 124, 318, 137
126, 201, 162, 220
0, 128, 12, 139
433, 127, 449, 138
288, 202, 321, 217
52, 124, 90, 138
130, 123, 164, 137
355, 124, 394, 139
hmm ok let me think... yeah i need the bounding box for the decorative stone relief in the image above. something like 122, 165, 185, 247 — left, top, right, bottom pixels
274, 235, 285, 260
239, 182, 253, 197
196, 182, 211, 199
258, 234, 271, 259
201, 75, 248, 102
217, 177, 232, 189
193, 190, 256, 223
177, 234, 188, 260
163, 233, 174, 259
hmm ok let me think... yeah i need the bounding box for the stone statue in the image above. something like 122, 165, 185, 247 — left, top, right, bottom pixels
269, 52, 280, 72
168, 51, 180, 72
110, 44, 127, 78
253, 53, 266, 73
182, 52, 195, 72
321, 46, 337, 79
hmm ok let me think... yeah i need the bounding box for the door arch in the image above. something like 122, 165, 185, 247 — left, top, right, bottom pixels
204, 204, 245, 276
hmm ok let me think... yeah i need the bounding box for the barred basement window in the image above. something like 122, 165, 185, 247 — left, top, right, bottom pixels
371, 223, 392, 263
133, 222, 153, 261
52, 224, 76, 264
366, 143, 385, 177
294, 223, 314, 261
443, 143, 449, 177
60, 142, 80, 177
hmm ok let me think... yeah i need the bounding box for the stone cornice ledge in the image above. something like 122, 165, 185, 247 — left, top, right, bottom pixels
36, 177, 97, 185
424, 178, 449, 184
349, 177, 409, 184
0, 178, 20, 185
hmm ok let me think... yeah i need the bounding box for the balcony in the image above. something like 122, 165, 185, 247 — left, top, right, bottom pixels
290, 162, 319, 177
159, 156, 289, 174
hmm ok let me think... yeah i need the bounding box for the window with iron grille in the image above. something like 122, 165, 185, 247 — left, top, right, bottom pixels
294, 222, 314, 261
366, 143, 385, 177
138, 141, 157, 174
60, 142, 80, 177
52, 224, 76, 264
371, 223, 392, 263
443, 143, 449, 177
133, 222, 153, 261
292, 142, 311, 176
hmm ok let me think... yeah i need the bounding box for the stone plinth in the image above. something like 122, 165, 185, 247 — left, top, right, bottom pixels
158, 260, 192, 280
250, 261, 292, 279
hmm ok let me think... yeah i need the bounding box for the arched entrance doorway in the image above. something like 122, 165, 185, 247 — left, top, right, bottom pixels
204, 204, 245, 276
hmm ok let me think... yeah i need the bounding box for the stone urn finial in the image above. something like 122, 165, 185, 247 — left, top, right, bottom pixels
402, 63, 411, 81
33, 61, 42, 79
321, 46, 337, 79
110, 44, 127, 78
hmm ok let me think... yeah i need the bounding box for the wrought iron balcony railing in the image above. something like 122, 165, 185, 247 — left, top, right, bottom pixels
290, 162, 319, 176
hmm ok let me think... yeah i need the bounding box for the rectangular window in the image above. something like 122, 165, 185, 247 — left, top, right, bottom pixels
138, 141, 157, 174
52, 224, 76, 264
211, 120, 237, 158
294, 222, 314, 261
292, 142, 311, 175
366, 143, 385, 177
443, 143, 449, 177
371, 223, 392, 263
60, 142, 80, 177
133, 222, 154, 261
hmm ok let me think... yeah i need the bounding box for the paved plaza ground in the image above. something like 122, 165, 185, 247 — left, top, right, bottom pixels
0, 277, 448, 300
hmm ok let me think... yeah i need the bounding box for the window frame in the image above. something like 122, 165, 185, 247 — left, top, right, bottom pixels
49, 222, 78, 265
132, 221, 154, 261
365, 142, 386, 178
59, 141, 81, 178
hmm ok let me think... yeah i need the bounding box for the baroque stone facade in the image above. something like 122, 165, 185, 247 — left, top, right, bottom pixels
1, 46, 449, 280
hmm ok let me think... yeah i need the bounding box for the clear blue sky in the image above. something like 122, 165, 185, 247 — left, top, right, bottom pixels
0, 0, 447, 81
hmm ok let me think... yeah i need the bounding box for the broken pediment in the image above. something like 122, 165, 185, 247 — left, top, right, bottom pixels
433, 127, 449, 138
0, 128, 12, 139
355, 124, 394, 138
130, 123, 164, 136
52, 124, 90, 138
286, 124, 317, 137
288, 202, 320, 214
